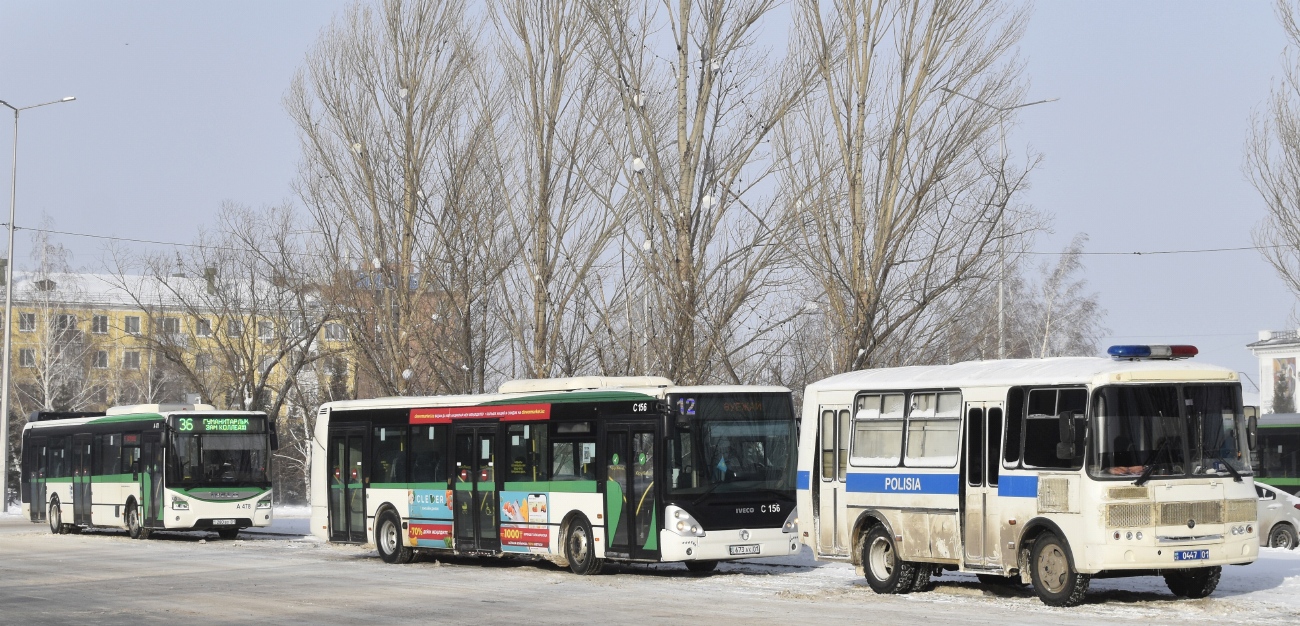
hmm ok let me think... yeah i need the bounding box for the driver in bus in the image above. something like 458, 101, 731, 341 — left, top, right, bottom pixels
1106, 435, 1144, 476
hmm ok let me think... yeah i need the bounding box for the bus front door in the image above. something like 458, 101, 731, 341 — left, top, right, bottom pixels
26, 437, 48, 522
328, 427, 368, 543
962, 402, 1004, 569
604, 421, 659, 560
72, 434, 93, 525
454, 424, 498, 552
141, 433, 164, 528
814, 405, 851, 557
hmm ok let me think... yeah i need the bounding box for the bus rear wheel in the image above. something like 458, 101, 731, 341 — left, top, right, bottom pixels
1030, 532, 1089, 607
375, 511, 414, 564
565, 517, 604, 575
862, 525, 916, 594
1164, 566, 1221, 599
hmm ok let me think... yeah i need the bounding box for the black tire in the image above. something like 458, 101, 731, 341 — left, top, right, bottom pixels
375, 511, 414, 564
126, 502, 150, 540
217, 529, 240, 540
685, 560, 718, 574
565, 517, 604, 575
1030, 532, 1090, 607
910, 564, 934, 592
1164, 566, 1221, 599
1268, 524, 1298, 550
862, 525, 917, 594
977, 573, 1028, 588
48, 499, 66, 535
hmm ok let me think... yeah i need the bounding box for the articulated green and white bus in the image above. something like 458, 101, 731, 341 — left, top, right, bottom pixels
309, 376, 800, 573
20, 404, 274, 538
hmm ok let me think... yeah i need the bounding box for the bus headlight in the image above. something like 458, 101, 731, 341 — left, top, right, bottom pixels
666, 505, 706, 537
171, 497, 189, 511
782, 507, 798, 534
256, 498, 272, 509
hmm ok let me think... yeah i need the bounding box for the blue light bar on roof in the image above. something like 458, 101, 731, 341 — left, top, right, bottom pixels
1107, 344, 1198, 360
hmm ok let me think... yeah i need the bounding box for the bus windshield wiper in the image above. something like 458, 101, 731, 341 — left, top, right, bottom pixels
1210, 455, 1243, 482
1134, 435, 1174, 487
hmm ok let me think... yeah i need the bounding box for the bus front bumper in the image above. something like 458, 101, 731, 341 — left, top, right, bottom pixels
1080, 532, 1258, 573
658, 527, 801, 562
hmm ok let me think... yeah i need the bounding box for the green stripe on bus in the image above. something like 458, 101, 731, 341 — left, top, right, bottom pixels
502, 481, 598, 493
89, 413, 164, 425
1257, 477, 1300, 486
90, 474, 134, 483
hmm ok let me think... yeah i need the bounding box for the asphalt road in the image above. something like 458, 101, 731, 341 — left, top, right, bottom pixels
1, 514, 1296, 625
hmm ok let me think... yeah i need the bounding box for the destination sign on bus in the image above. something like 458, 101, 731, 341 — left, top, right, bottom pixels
174, 416, 264, 433
409, 403, 551, 424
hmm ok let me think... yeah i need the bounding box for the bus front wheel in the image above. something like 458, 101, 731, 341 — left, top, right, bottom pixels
685, 560, 718, 574
217, 529, 240, 540
126, 502, 150, 540
1030, 532, 1089, 607
862, 525, 916, 594
375, 511, 414, 564
48, 499, 68, 535
1164, 566, 1221, 599
565, 517, 604, 575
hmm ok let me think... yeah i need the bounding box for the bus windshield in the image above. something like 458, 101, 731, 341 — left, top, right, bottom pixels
1089, 384, 1251, 480
666, 392, 796, 497
170, 433, 271, 488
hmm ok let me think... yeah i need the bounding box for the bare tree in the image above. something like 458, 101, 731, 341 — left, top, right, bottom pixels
1015, 234, 1104, 358
585, 0, 814, 384
780, 0, 1040, 374
288, 0, 509, 395
1249, 1, 1300, 309
489, 0, 623, 379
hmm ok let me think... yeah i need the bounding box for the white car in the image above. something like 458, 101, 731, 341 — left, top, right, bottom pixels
1256, 482, 1300, 549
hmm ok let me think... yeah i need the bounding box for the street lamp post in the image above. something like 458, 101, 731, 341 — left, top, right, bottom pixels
0, 95, 76, 509
938, 88, 1056, 360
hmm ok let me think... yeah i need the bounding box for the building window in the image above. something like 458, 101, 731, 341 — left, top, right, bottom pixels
196, 353, 213, 372
92, 350, 109, 369
160, 317, 180, 335
226, 319, 243, 337
91, 315, 109, 334
258, 321, 274, 340
124, 316, 141, 335
54, 314, 77, 330
260, 355, 276, 373
324, 322, 346, 341
18, 313, 35, 332
123, 351, 141, 370
18, 348, 34, 368
195, 318, 212, 337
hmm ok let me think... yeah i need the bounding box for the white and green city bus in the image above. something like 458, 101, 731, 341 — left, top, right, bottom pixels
309, 376, 800, 573
20, 404, 274, 539
797, 346, 1258, 606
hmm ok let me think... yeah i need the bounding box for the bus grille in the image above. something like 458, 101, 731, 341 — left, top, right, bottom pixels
1108, 487, 1150, 500
1159, 501, 1222, 525
1223, 499, 1256, 523
1038, 478, 1071, 513
1107, 503, 1153, 528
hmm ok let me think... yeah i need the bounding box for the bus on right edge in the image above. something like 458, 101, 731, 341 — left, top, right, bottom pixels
796, 345, 1257, 607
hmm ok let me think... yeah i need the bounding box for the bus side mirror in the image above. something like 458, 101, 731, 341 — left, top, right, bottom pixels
1247, 414, 1258, 452
131, 459, 139, 480
1056, 411, 1077, 459
270, 433, 280, 450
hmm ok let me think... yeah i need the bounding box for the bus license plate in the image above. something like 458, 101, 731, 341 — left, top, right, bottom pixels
1174, 549, 1209, 561
729, 544, 760, 556
213, 519, 236, 526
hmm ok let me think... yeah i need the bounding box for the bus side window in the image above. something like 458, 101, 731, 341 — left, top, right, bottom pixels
48, 438, 67, 479
1004, 387, 1025, 467
1023, 388, 1086, 469
409, 425, 446, 484
506, 423, 547, 482
820, 409, 835, 479
371, 426, 408, 484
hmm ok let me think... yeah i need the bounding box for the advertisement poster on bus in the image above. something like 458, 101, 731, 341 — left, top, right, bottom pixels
409, 488, 453, 519
1274, 357, 1297, 413
499, 492, 550, 553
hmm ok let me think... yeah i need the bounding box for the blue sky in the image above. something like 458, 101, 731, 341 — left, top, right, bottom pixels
0, 1, 1293, 390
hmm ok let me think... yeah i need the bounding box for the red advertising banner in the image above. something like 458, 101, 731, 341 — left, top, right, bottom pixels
499, 525, 550, 548
410, 403, 551, 424
409, 523, 452, 542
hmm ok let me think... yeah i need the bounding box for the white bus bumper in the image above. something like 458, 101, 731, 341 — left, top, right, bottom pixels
658, 527, 801, 562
